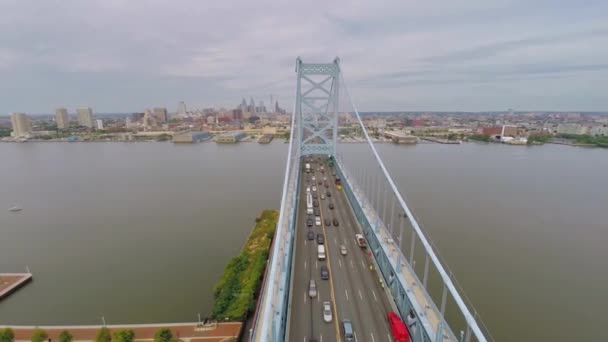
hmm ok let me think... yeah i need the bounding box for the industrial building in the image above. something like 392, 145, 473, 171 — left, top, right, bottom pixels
215, 131, 247, 143
173, 131, 210, 143
383, 131, 418, 144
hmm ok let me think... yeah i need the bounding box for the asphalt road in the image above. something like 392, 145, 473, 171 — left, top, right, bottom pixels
288, 156, 395, 342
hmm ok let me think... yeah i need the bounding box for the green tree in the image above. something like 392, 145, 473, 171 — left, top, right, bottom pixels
0, 328, 15, 342
112, 329, 135, 342
153, 328, 173, 342
31, 328, 48, 342
95, 327, 112, 342
469, 134, 491, 142
58, 330, 73, 342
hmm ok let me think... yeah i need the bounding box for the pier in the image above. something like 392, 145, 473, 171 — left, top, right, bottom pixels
0, 273, 32, 300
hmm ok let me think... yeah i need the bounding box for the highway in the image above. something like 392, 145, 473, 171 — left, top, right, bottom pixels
288, 156, 395, 342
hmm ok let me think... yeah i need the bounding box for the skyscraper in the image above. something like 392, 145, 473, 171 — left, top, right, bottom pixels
241, 98, 248, 112
270, 95, 274, 113
10, 113, 32, 137
249, 97, 255, 113
77, 107, 94, 128
177, 101, 187, 116
55, 107, 69, 129
153, 107, 168, 123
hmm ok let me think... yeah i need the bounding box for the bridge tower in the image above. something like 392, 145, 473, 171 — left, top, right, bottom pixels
295, 57, 340, 157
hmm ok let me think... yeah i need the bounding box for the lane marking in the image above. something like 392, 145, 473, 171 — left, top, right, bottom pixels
304, 261, 307, 270
315, 261, 318, 269
387, 333, 393, 342
318, 294, 320, 303
372, 290, 378, 302
345, 289, 349, 301
304, 239, 307, 246
361, 260, 366, 269
350, 260, 354, 269
370, 332, 376, 342
354, 331, 358, 342
358, 289, 363, 300
334, 237, 337, 245
320, 335, 323, 342
304, 291, 306, 304
338, 259, 342, 268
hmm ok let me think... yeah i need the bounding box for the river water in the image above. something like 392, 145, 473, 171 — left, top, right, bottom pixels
0, 142, 606, 341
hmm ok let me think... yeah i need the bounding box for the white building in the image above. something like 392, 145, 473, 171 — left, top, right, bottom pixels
590, 125, 608, 136
55, 107, 69, 129
556, 123, 588, 135
95, 119, 104, 130
77, 107, 94, 128
10, 112, 32, 137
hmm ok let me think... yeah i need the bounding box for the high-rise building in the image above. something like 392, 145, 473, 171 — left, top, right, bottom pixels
143, 109, 157, 129
177, 101, 187, 116
95, 119, 104, 130
249, 97, 256, 113
55, 107, 69, 129
153, 107, 168, 123
10, 112, 32, 137
77, 107, 94, 128
270, 95, 274, 113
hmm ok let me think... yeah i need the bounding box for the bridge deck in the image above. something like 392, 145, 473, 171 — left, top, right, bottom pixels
287, 157, 396, 342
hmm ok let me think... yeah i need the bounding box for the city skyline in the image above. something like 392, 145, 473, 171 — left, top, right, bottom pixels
1, 1, 607, 113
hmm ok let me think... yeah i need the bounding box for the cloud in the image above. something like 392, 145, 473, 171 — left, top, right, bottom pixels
0, 0, 607, 113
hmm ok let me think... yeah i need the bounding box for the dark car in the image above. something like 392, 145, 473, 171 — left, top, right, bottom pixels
317, 234, 325, 244
313, 200, 319, 208
307, 230, 315, 240
326, 191, 331, 197
333, 218, 339, 227
328, 202, 334, 210
312, 192, 318, 199
318, 180, 323, 185
324, 181, 329, 188
314, 208, 320, 216
320, 265, 329, 280
324, 218, 331, 226
307, 218, 313, 227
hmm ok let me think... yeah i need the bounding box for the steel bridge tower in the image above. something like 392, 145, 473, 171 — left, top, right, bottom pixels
295, 57, 340, 156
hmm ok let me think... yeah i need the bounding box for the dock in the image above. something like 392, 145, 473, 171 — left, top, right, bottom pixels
419, 136, 461, 144
1, 322, 242, 342
0, 273, 32, 300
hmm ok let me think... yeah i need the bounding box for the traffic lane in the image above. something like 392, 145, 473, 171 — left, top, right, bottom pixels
332, 184, 396, 341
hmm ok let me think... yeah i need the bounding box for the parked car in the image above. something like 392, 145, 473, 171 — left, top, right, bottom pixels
320, 265, 329, 280
317, 234, 325, 244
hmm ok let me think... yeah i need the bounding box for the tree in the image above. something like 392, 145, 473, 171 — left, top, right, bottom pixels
95, 327, 112, 342
112, 329, 135, 342
58, 330, 73, 342
31, 328, 48, 342
153, 328, 173, 342
0, 328, 15, 342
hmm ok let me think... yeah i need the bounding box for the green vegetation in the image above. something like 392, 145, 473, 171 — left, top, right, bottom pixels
283, 131, 290, 140
211, 209, 278, 320
0, 328, 15, 342
31, 328, 48, 342
527, 134, 553, 145
154, 328, 173, 342
469, 134, 491, 142
0, 128, 12, 137
156, 134, 172, 141
112, 329, 135, 342
95, 327, 112, 342
556, 133, 608, 147
58, 330, 73, 342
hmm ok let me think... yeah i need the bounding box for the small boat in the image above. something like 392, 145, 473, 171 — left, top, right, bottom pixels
8, 206, 22, 212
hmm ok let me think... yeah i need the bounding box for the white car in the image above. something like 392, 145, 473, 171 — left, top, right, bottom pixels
315, 217, 321, 226
309, 280, 317, 298
323, 176, 327, 181
321, 194, 325, 200
323, 301, 332, 322
312, 186, 317, 192
340, 245, 347, 255
312, 176, 316, 181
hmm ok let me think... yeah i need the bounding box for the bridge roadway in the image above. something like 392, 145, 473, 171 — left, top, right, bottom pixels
288, 156, 395, 342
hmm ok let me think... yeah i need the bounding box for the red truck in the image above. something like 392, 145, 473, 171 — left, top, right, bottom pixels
388, 311, 410, 342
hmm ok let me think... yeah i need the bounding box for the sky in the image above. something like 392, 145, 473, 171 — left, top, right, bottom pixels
1, 0, 607, 114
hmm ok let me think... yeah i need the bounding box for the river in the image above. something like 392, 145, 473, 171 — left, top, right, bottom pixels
0, 141, 606, 341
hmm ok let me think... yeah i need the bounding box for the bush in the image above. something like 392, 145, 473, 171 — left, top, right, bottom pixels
31, 329, 48, 342
95, 327, 111, 342
0, 328, 15, 342
154, 328, 173, 342
112, 329, 135, 342
58, 331, 73, 342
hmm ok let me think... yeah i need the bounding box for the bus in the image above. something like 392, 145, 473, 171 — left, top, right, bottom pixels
305, 163, 311, 173
306, 193, 313, 214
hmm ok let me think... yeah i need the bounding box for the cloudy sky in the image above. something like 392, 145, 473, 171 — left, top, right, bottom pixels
1, 0, 607, 113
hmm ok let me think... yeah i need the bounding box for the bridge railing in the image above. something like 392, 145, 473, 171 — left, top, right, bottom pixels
334, 72, 491, 342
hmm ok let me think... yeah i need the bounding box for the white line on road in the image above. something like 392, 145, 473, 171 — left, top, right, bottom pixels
320, 334, 323, 342
316, 261, 318, 269
370, 332, 376, 342
387, 333, 393, 342
303, 337, 306, 342
338, 259, 342, 268
350, 260, 354, 269
361, 260, 366, 269
304, 261, 307, 270
304, 239, 306, 246
345, 289, 349, 301
318, 294, 320, 303
334, 237, 337, 245
372, 290, 378, 302
304, 292, 306, 304
358, 289, 363, 300
354, 331, 358, 342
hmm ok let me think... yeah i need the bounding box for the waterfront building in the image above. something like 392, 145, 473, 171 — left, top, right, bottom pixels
557, 123, 588, 135
95, 119, 104, 130
10, 112, 32, 137
258, 134, 274, 144
215, 131, 247, 143
77, 107, 94, 128
153, 107, 168, 123
55, 107, 69, 129
590, 125, 608, 136
173, 131, 210, 143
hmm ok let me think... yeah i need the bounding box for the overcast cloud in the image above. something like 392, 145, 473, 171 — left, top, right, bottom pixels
1, 0, 607, 113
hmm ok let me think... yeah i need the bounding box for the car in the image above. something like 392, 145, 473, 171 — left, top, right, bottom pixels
333, 218, 339, 227
315, 217, 321, 226
313, 200, 319, 207
323, 176, 327, 181
318, 180, 323, 185
307, 218, 313, 227
340, 245, 347, 255
312, 176, 316, 181
312, 186, 317, 192
326, 191, 331, 197
342, 320, 354, 341
321, 194, 326, 200
332, 172, 336, 176
328, 202, 334, 210
307, 230, 315, 240
312, 192, 318, 199
323, 301, 333, 323
324, 218, 331, 226
308, 279, 317, 298
320, 265, 329, 280
324, 181, 329, 188
314, 208, 320, 216
317, 234, 324, 244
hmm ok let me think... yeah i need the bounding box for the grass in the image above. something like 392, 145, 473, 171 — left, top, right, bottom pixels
211, 210, 278, 320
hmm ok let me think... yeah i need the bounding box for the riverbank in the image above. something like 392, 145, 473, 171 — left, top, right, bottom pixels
210, 210, 278, 321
